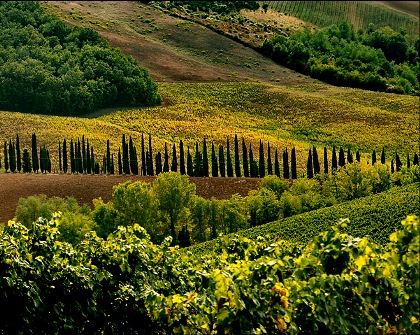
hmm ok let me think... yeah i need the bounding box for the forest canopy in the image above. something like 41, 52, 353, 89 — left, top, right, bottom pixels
0, 1, 161, 116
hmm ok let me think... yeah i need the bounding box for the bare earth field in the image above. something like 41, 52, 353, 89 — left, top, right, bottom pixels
0, 173, 261, 224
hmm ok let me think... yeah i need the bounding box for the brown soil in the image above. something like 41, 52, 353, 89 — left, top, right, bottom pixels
0, 173, 261, 224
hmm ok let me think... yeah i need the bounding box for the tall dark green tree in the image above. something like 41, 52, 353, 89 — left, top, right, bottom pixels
313, 146, 320, 174
16, 134, 21, 172
274, 148, 280, 178
323, 147, 329, 174
40, 145, 47, 173
46, 149, 51, 173
31, 133, 39, 173
339, 147, 345, 167
211, 142, 218, 177
22, 148, 31, 173
129, 136, 136, 174
202, 138, 209, 177
90, 146, 95, 174
110, 154, 115, 174
307, 149, 313, 179
356, 150, 361, 162
58, 141, 62, 172
82, 135, 86, 173
122, 135, 129, 175
106, 139, 111, 174
118, 148, 122, 175
413, 153, 419, 165
179, 140, 185, 175
396, 153, 402, 171
70, 139, 75, 174
187, 147, 194, 176
407, 154, 411, 168
291, 147, 297, 179
347, 148, 353, 164
141, 133, 146, 176
249, 144, 257, 178
267, 142, 272, 175
163, 143, 170, 173
372, 150, 377, 165
219, 145, 225, 177
242, 138, 249, 177
171, 143, 178, 172
77, 139, 83, 173
63, 139, 68, 174
3, 142, 8, 172
381, 147, 386, 164
9, 140, 16, 173
86, 140, 91, 174
226, 137, 233, 177
148, 134, 154, 176
194, 142, 202, 177
391, 159, 395, 173
155, 152, 163, 175
234, 134, 241, 177
258, 140, 265, 178
332, 146, 338, 170
283, 149, 290, 179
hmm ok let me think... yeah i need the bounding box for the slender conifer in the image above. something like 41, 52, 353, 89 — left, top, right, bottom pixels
242, 138, 249, 177
291, 147, 297, 179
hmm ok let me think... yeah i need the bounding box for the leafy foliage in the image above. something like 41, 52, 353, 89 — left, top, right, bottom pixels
0, 1, 161, 116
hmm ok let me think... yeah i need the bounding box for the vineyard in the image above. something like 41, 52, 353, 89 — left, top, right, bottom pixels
264, 1, 419, 37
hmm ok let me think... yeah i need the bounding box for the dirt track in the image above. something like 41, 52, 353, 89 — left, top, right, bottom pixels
0, 173, 261, 224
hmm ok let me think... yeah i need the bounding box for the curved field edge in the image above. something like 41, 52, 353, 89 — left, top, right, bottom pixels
187, 182, 420, 256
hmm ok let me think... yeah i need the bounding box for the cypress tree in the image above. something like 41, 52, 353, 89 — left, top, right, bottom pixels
129, 136, 135, 174
249, 144, 256, 177
332, 146, 338, 170
133, 146, 139, 175
111, 154, 115, 174
267, 142, 272, 175
90, 147, 95, 174
187, 147, 194, 176
63, 139, 68, 174
259, 140, 265, 178
307, 149, 313, 179
58, 141, 62, 172
82, 135, 86, 173
77, 139, 83, 173
323, 147, 329, 174
372, 150, 377, 165
313, 146, 320, 174
339, 147, 345, 167
226, 137, 233, 177
413, 153, 419, 165
118, 148, 122, 175
242, 138, 249, 177
274, 148, 280, 178
22, 148, 31, 173
171, 143, 178, 172
70, 139, 75, 174
3, 142, 8, 172
95, 162, 100, 175
16, 134, 21, 172
234, 134, 241, 177
202, 138, 209, 177
74, 141, 79, 174
291, 147, 297, 179
86, 140, 91, 174
219, 145, 225, 177
39, 146, 45, 173
47, 149, 51, 173
122, 135, 129, 175
396, 153, 402, 171
381, 147, 386, 164
356, 150, 361, 162
163, 143, 169, 172
194, 142, 202, 177
9, 140, 16, 172
179, 140, 186, 175
155, 152, 163, 175
141, 134, 146, 176
391, 159, 395, 173
347, 148, 353, 164
31, 133, 39, 173
148, 134, 154, 176
407, 154, 410, 169
102, 155, 106, 174
106, 139, 111, 174
283, 149, 290, 179
211, 142, 218, 177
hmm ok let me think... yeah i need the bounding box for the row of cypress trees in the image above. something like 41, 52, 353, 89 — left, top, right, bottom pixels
2, 133, 419, 177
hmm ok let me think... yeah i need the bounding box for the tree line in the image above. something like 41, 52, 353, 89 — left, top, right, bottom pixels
1, 133, 419, 178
